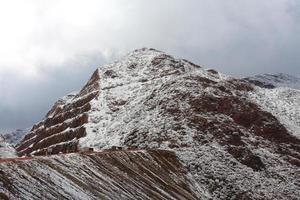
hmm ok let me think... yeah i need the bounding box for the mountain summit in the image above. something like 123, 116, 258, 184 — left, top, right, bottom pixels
9, 48, 300, 199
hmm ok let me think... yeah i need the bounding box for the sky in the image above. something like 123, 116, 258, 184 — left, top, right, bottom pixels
0, 0, 300, 131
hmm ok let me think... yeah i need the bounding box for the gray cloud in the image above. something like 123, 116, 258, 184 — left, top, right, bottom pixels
0, 0, 300, 131
0, 53, 107, 131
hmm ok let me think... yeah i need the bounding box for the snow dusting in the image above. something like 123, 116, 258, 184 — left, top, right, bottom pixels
7, 48, 300, 199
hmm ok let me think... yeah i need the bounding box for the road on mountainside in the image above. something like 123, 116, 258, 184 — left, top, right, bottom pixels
0, 148, 141, 163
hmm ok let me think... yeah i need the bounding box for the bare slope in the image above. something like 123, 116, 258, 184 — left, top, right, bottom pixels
0, 150, 203, 200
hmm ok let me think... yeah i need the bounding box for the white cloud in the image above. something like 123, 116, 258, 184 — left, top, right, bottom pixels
0, 0, 299, 76
0, 0, 129, 76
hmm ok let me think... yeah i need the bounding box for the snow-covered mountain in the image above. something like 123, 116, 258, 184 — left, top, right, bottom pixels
249, 86, 300, 138
1, 129, 28, 145
245, 73, 300, 138
245, 73, 300, 89
0, 136, 16, 158
4, 48, 300, 199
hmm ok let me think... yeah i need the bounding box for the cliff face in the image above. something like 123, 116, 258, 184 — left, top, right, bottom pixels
13, 48, 300, 199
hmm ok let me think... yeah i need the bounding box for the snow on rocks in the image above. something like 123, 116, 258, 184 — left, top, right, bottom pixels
249, 86, 300, 138
80, 48, 225, 149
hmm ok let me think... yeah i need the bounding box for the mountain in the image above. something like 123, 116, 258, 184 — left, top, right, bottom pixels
245, 73, 300, 138
1, 129, 28, 145
4, 48, 300, 199
0, 136, 16, 158
245, 73, 300, 89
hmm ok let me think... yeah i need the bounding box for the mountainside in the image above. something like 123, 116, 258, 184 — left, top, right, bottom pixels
249, 86, 300, 138
0, 150, 203, 200
7, 48, 300, 199
244, 73, 300, 138
0, 136, 16, 158
1, 129, 28, 145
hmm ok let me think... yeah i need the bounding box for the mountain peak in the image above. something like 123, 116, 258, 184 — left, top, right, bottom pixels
98, 47, 203, 78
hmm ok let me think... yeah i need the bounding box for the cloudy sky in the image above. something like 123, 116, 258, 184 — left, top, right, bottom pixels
0, 0, 300, 131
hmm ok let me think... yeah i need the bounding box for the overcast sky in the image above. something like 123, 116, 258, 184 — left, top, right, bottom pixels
0, 0, 300, 131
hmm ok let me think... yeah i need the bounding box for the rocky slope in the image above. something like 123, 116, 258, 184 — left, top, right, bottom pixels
9, 48, 300, 199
